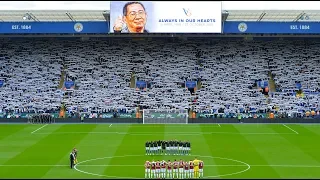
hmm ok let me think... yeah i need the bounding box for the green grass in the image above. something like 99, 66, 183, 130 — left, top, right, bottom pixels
0, 123, 320, 178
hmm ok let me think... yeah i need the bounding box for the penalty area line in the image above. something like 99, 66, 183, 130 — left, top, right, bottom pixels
282, 124, 299, 134
31, 124, 48, 134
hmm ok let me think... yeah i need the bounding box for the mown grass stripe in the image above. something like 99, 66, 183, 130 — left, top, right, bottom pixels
270, 125, 320, 164
0, 124, 319, 178
0, 124, 97, 178
220, 125, 281, 178
0, 125, 63, 165
102, 124, 165, 178
195, 125, 220, 177
0, 125, 28, 140
41, 124, 131, 178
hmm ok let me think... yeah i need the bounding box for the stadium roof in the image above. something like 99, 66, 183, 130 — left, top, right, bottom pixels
0, 10, 319, 22
0, 10, 109, 22
226, 10, 319, 22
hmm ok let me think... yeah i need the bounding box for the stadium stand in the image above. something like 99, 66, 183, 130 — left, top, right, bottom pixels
0, 38, 320, 118
0, 39, 64, 118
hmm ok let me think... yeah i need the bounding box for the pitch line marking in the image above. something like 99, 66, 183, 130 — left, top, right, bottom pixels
0, 164, 320, 168
133, 125, 221, 127
218, 124, 221, 127
109, 124, 112, 127
33, 131, 296, 135
282, 124, 299, 134
73, 154, 251, 179
31, 124, 48, 134
111, 125, 222, 128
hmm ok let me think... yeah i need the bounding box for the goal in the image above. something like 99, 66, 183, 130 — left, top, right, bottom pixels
142, 109, 188, 124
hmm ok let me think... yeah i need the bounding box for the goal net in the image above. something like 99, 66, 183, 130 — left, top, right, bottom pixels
142, 109, 188, 124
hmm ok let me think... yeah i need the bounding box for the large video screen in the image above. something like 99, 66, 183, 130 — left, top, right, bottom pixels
110, 1, 222, 33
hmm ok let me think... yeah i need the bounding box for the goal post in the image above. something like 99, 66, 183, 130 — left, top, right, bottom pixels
142, 109, 188, 124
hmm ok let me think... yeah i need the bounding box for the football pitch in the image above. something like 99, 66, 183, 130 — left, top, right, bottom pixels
0, 123, 320, 178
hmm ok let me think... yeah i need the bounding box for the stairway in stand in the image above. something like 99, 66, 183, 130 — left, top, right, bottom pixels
58, 66, 66, 89
268, 71, 276, 93
130, 72, 136, 88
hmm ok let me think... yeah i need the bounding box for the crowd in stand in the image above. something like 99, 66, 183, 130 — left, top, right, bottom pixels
1, 38, 320, 119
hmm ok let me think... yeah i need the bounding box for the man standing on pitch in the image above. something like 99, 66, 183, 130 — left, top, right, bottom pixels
145, 141, 149, 155
73, 148, 78, 164
70, 150, 75, 169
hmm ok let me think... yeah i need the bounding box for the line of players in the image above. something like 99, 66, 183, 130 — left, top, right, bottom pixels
145, 140, 191, 156
144, 159, 204, 179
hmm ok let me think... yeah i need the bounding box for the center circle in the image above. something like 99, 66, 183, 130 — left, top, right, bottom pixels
74, 154, 251, 178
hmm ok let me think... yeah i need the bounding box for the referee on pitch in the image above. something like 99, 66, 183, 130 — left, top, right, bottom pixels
70, 150, 75, 169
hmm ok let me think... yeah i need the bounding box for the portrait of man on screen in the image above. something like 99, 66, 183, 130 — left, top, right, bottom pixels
113, 1, 149, 33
